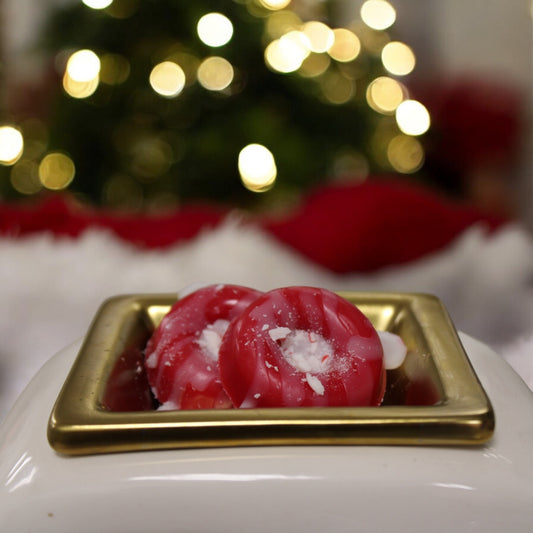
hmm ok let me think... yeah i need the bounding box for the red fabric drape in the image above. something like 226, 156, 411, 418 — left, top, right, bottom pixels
0, 181, 506, 273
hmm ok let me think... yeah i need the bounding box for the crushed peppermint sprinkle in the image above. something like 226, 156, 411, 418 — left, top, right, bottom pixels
265, 361, 279, 371
268, 327, 291, 342
262, 324, 269, 331
157, 400, 179, 411
305, 373, 325, 395
278, 329, 333, 374
197, 319, 230, 361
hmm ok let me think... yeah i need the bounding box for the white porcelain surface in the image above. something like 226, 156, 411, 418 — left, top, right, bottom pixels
1, 334, 532, 532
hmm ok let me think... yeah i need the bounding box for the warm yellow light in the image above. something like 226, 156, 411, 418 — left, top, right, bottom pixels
0, 126, 24, 165
395, 99, 430, 135
265, 31, 310, 73
197, 13, 234, 47
265, 10, 302, 39
387, 134, 425, 173
259, 0, 292, 10
320, 72, 354, 104
63, 71, 99, 98
361, 0, 396, 30
130, 137, 173, 180
149, 61, 186, 97
66, 49, 101, 82
355, 22, 391, 54
302, 21, 335, 53
167, 51, 200, 86
238, 144, 277, 192
366, 76, 405, 114
298, 53, 331, 78
10, 160, 42, 194
381, 41, 416, 76
82, 0, 113, 8
328, 28, 361, 62
39, 152, 75, 190
197, 56, 234, 91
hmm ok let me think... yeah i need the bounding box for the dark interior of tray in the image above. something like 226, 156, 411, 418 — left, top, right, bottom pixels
101, 300, 444, 412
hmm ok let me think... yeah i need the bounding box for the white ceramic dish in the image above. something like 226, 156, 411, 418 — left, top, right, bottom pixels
1, 333, 532, 531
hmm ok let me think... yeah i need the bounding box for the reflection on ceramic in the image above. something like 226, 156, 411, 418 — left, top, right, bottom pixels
1, 329, 532, 530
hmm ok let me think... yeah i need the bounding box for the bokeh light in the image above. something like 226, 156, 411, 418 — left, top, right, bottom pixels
104, 0, 138, 19
197, 13, 234, 47
197, 56, 234, 91
238, 143, 277, 192
166, 51, 200, 86
66, 49, 101, 82
265, 10, 302, 39
360, 0, 396, 30
320, 71, 355, 104
0, 126, 24, 165
82, 0, 113, 8
395, 99, 431, 135
387, 134, 425, 173
149, 61, 186, 97
366, 76, 405, 114
381, 41, 416, 76
328, 28, 361, 62
265, 31, 310, 73
10, 160, 42, 195
354, 21, 391, 54
298, 53, 331, 78
63, 72, 99, 98
38, 152, 76, 190
259, 0, 292, 10
302, 21, 335, 53
130, 137, 173, 181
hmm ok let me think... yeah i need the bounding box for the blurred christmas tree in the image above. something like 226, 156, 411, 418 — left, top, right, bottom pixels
0, 0, 430, 210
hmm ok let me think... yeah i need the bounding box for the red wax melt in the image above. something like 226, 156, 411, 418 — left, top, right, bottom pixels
144, 284, 262, 410
219, 286, 386, 408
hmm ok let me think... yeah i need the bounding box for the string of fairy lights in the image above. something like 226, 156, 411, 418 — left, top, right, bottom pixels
0, 0, 431, 201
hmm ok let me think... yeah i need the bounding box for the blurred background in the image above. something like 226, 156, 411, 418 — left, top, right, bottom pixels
0, 0, 533, 419
0, 0, 531, 220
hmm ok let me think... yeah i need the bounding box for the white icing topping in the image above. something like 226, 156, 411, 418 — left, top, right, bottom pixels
378, 330, 407, 369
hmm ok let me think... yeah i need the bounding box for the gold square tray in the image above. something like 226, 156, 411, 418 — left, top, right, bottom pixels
47, 292, 494, 455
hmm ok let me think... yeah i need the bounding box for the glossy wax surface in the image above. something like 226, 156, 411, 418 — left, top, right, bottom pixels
219, 287, 385, 407
144, 284, 262, 409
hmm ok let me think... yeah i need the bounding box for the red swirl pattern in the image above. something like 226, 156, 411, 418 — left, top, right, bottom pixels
144, 284, 262, 409
219, 286, 385, 408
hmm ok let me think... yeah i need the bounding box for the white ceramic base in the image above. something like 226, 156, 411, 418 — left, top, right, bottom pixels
1, 334, 532, 532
